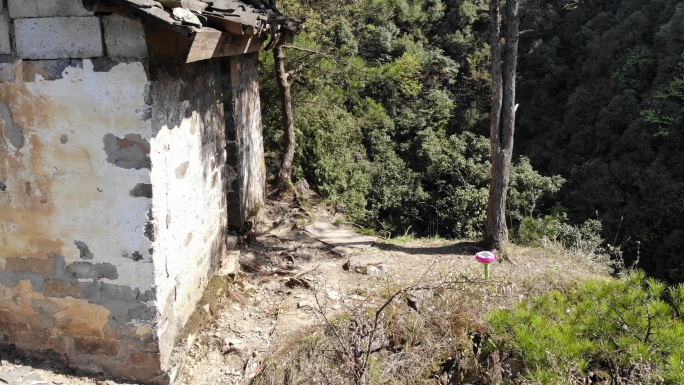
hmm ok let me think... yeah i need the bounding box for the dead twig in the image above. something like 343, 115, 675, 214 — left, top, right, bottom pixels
311, 286, 355, 373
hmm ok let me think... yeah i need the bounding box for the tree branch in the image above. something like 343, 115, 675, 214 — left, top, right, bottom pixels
287, 61, 308, 79
282, 45, 332, 60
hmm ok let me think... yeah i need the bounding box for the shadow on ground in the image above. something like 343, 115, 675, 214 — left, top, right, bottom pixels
374, 241, 484, 256
0, 346, 137, 385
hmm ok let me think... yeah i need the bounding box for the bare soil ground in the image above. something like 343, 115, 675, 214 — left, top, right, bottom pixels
0, 198, 609, 385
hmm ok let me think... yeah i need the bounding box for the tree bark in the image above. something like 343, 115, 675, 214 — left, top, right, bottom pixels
274, 45, 296, 188
485, 0, 519, 250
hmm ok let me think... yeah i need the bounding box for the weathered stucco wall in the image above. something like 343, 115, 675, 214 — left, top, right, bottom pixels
149, 59, 229, 371
1, 3, 266, 383
0, 57, 162, 382
0, 5, 164, 382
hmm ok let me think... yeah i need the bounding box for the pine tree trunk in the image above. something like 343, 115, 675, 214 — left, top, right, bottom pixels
485, 0, 519, 250
274, 46, 295, 188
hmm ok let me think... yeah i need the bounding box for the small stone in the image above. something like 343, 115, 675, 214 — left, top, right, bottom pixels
225, 338, 244, 349
333, 246, 354, 256
332, 304, 341, 310
284, 278, 310, 289
0, 366, 33, 383
297, 300, 313, 309
294, 179, 312, 198
186, 333, 196, 350
262, 280, 281, 291
21, 372, 43, 382
345, 255, 385, 275
172, 8, 202, 26
406, 296, 421, 312
203, 303, 211, 314
217, 251, 240, 276
168, 366, 179, 384
226, 235, 239, 248
326, 290, 340, 300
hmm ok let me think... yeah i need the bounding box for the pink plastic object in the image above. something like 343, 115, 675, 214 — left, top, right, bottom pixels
475, 251, 497, 264
475, 251, 497, 279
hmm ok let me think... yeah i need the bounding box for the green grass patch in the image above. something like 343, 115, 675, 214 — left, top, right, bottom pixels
357, 227, 376, 236
390, 234, 414, 244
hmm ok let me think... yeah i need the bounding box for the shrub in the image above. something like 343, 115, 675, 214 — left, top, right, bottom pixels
487, 271, 684, 384
515, 212, 605, 256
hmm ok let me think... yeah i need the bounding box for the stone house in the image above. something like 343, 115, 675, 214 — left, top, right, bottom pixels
0, 0, 300, 383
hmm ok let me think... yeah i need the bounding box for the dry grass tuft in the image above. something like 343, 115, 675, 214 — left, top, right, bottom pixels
252, 279, 518, 385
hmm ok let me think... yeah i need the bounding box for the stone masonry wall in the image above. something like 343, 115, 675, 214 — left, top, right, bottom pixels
225, 52, 266, 227
149, 58, 229, 372
0, 4, 164, 383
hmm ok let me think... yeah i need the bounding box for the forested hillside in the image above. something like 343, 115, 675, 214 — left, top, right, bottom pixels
258, 0, 684, 282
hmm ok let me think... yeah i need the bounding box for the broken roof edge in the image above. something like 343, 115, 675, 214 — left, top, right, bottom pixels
95, 0, 303, 49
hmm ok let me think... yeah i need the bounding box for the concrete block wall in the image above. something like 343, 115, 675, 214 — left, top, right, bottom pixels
4, 0, 102, 60
7, 0, 92, 18
103, 14, 147, 59
0, 11, 10, 54
15, 17, 103, 59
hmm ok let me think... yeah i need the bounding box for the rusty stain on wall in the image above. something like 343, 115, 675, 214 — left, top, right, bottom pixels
1, 81, 67, 260
0, 249, 160, 381
174, 161, 189, 178
21, 59, 72, 82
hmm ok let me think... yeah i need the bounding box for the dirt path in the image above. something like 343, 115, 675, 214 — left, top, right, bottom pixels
0, 201, 607, 385
172, 200, 606, 384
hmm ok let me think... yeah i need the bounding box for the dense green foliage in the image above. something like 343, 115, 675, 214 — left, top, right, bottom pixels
515, 0, 684, 281
260, 0, 556, 237
487, 271, 684, 384
259, 0, 684, 281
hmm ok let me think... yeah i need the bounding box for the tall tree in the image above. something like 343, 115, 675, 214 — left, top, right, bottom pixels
485, 0, 520, 249
273, 45, 296, 189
